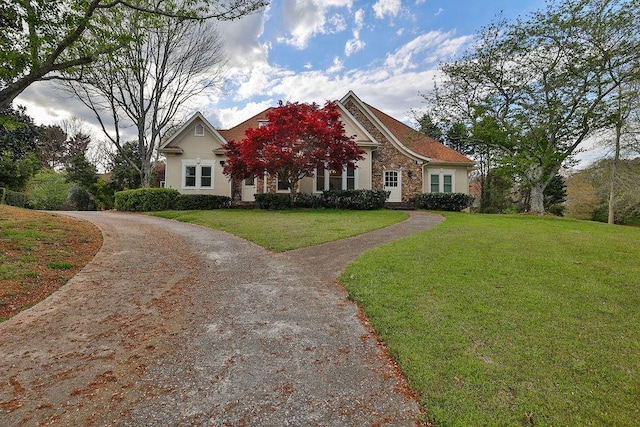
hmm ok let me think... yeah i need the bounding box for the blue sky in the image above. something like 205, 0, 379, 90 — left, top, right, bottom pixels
19, 0, 547, 132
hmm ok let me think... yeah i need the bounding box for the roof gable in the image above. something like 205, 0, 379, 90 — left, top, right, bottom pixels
159, 112, 226, 150
340, 90, 474, 165
217, 108, 274, 143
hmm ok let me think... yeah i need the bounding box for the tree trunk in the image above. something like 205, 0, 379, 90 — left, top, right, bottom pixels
608, 122, 622, 224
529, 183, 546, 215
525, 164, 546, 215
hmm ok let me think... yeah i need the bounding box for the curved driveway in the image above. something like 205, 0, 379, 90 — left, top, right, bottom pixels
0, 210, 443, 426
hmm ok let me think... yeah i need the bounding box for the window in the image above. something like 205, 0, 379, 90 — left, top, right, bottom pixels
244, 177, 255, 186
385, 170, 399, 188
429, 169, 454, 193
194, 123, 204, 136
315, 164, 357, 191
182, 160, 214, 189
277, 172, 289, 192
258, 120, 269, 128
430, 174, 439, 193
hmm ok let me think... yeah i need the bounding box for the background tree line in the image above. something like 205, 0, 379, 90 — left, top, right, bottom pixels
420, 0, 640, 221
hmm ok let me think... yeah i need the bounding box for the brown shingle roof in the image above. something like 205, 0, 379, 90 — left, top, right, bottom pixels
365, 103, 474, 165
218, 108, 274, 142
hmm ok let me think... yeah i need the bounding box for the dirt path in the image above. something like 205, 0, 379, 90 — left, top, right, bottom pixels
0, 211, 443, 426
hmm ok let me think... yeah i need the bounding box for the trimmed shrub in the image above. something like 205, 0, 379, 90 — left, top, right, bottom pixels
254, 193, 292, 210
293, 192, 324, 209
115, 188, 180, 211
322, 189, 389, 210
412, 192, 475, 211
68, 186, 95, 211
4, 189, 29, 208
174, 194, 232, 210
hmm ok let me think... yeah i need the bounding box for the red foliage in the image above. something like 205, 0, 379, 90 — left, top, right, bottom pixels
223, 101, 365, 196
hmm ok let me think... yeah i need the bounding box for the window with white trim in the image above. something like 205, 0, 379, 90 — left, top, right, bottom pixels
315, 163, 356, 191
428, 169, 454, 193
182, 160, 214, 189
194, 123, 204, 136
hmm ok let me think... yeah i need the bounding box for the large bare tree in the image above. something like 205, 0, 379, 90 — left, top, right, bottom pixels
0, 0, 267, 110
67, 14, 226, 186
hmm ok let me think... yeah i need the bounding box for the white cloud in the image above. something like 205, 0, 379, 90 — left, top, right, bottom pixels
208, 100, 276, 130
384, 31, 473, 72
217, 8, 270, 69
344, 8, 366, 56
373, 0, 402, 19
326, 56, 344, 73
435, 7, 444, 16
279, 0, 353, 49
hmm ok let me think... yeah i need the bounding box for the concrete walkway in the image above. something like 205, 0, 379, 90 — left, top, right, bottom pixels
0, 210, 443, 426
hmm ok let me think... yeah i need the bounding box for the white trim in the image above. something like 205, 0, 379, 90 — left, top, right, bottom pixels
159, 112, 226, 150
427, 168, 455, 193
383, 169, 402, 202
181, 159, 215, 190
313, 164, 358, 192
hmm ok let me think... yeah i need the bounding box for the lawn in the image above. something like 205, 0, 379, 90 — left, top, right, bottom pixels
341, 213, 640, 426
0, 205, 102, 321
149, 209, 408, 251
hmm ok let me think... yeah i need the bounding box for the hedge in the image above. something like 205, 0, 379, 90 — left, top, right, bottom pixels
1, 187, 29, 208
254, 193, 292, 210
174, 194, 232, 210
115, 188, 180, 211
321, 189, 389, 210
412, 192, 475, 211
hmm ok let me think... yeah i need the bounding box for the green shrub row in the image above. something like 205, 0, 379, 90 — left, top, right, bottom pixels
174, 194, 232, 210
254, 193, 292, 210
412, 192, 475, 211
321, 189, 390, 210
114, 188, 232, 212
254, 190, 390, 210
0, 187, 29, 208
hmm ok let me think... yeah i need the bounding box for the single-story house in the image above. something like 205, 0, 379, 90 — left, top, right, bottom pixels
159, 91, 475, 203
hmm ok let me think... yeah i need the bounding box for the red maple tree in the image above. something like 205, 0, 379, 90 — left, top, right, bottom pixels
223, 101, 365, 202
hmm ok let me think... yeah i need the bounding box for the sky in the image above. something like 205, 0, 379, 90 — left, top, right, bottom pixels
17, 0, 579, 152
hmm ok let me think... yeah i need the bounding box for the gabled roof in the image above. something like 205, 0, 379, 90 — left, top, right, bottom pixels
340, 90, 474, 166
159, 111, 226, 152
365, 104, 475, 165
217, 108, 274, 142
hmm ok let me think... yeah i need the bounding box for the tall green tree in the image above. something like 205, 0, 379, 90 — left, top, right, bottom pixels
428, 0, 640, 214
0, 0, 267, 110
0, 106, 41, 189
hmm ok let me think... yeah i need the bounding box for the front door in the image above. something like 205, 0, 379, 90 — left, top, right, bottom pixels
241, 177, 257, 201
384, 170, 402, 202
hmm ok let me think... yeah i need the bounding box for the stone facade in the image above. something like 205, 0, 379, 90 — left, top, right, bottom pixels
343, 99, 423, 203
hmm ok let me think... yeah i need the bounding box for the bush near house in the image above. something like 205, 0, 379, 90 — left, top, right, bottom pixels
174, 194, 232, 210
115, 188, 233, 212
115, 188, 180, 211
254, 193, 292, 210
412, 192, 474, 211
255, 189, 390, 210
321, 189, 389, 210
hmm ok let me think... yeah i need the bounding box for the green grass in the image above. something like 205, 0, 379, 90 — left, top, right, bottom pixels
341, 213, 640, 426
148, 209, 408, 251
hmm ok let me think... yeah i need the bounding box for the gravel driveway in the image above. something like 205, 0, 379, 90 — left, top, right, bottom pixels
0, 210, 443, 426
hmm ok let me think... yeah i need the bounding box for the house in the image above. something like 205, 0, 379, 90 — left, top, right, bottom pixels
159, 91, 475, 203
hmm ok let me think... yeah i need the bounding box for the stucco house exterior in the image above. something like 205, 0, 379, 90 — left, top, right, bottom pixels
159, 91, 475, 203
